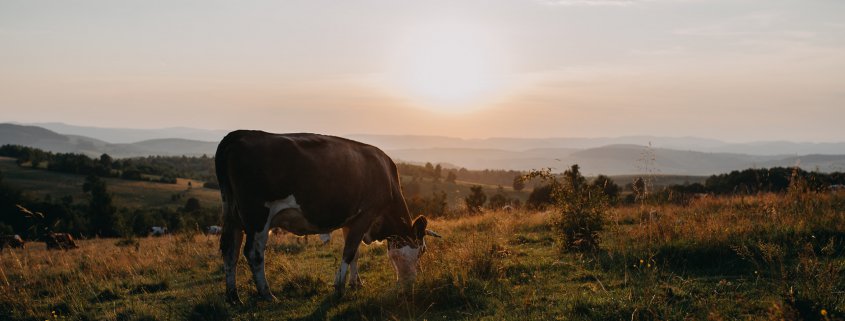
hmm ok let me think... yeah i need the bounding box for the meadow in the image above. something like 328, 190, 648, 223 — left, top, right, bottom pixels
2, 189, 843, 320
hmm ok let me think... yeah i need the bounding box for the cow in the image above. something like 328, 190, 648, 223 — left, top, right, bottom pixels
149, 226, 168, 236
0, 235, 25, 249
44, 233, 78, 250
206, 225, 223, 235
269, 227, 332, 245
215, 131, 440, 303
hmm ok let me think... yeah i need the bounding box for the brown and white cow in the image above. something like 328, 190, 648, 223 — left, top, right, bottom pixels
215, 131, 439, 303
0, 235, 25, 249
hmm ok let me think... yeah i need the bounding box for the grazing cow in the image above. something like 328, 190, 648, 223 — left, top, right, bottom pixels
44, 233, 78, 250
206, 225, 223, 235
0, 235, 25, 249
149, 226, 168, 236
215, 131, 440, 303
269, 227, 332, 245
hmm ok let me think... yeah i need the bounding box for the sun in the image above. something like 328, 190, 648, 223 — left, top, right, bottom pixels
388, 21, 507, 113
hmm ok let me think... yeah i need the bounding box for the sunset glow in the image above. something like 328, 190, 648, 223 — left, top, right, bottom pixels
388, 21, 507, 113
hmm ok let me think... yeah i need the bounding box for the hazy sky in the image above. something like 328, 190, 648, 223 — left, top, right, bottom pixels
1, 0, 843, 142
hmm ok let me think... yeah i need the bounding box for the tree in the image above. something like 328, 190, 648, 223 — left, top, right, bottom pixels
83, 174, 119, 237
433, 164, 442, 182
527, 184, 554, 210
183, 197, 201, 213
446, 171, 457, 184
512, 175, 525, 192
591, 175, 620, 203
464, 185, 487, 214
424, 162, 434, 178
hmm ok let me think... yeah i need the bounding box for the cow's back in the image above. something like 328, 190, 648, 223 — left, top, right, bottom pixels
215, 131, 402, 229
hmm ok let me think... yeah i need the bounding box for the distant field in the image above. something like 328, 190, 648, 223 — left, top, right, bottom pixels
0, 157, 221, 209
0, 157, 526, 211
2, 191, 843, 320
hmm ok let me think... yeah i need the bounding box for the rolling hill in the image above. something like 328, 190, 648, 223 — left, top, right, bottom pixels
2, 123, 845, 175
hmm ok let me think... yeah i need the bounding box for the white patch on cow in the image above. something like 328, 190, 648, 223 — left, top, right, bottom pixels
249, 230, 271, 296
349, 252, 363, 287
263, 195, 324, 235
334, 261, 350, 287
388, 245, 421, 284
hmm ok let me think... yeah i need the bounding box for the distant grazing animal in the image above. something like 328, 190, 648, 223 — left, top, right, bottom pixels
44, 233, 78, 250
0, 235, 25, 249
319, 233, 332, 245
502, 205, 514, 212
206, 225, 223, 235
269, 227, 332, 245
150, 226, 168, 236
215, 130, 441, 303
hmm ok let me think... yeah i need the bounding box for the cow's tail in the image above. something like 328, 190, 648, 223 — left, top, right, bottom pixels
214, 133, 236, 210
215, 132, 244, 256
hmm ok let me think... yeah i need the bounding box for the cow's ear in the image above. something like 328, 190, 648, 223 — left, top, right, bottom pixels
412, 215, 428, 239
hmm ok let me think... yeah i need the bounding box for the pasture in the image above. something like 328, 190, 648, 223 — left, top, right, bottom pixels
2, 191, 843, 320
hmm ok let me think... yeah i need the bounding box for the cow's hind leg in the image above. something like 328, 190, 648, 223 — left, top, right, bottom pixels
244, 228, 276, 301
220, 215, 244, 304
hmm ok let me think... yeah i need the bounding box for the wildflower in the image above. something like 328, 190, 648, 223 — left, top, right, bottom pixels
647, 263, 651, 268
821, 309, 828, 316
639, 259, 644, 264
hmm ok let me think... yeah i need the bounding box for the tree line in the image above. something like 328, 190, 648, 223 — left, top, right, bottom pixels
0, 145, 217, 185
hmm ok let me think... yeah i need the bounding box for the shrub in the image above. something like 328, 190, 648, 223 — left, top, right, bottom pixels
524, 165, 608, 252
464, 185, 487, 214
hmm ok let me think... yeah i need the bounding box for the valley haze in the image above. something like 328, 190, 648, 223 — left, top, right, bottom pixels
2, 122, 843, 176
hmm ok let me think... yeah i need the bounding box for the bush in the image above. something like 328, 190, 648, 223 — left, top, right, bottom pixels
465, 185, 487, 214
524, 165, 608, 252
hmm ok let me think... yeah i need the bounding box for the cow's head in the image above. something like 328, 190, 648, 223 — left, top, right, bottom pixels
388, 216, 441, 286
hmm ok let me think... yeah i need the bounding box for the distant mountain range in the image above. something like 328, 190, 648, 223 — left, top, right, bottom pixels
2, 122, 844, 175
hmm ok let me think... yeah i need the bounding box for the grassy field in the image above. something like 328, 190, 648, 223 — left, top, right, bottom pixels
0, 157, 220, 209
2, 190, 843, 320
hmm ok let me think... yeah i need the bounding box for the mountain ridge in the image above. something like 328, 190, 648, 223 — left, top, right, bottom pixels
2, 123, 844, 175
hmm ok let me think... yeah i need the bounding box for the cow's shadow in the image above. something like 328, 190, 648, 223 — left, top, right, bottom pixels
291, 294, 339, 321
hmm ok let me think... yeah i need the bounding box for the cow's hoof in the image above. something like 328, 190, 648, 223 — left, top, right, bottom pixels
259, 293, 278, 302
333, 285, 345, 298
349, 280, 364, 290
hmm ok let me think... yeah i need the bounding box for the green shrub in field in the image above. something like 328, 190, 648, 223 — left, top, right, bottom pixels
464, 185, 487, 214
523, 164, 608, 253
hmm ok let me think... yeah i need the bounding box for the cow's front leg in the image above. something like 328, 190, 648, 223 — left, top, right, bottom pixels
348, 250, 363, 289
335, 227, 364, 296
244, 230, 276, 301
343, 228, 363, 289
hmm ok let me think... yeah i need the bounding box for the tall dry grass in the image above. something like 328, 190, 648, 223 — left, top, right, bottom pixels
1, 191, 842, 320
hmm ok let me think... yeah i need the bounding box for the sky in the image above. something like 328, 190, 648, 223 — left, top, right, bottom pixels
1, 0, 844, 142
